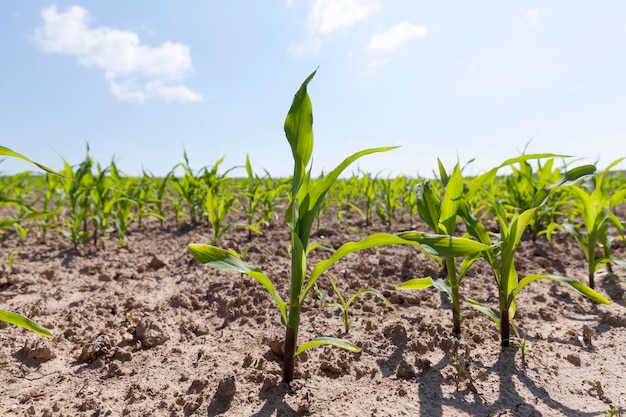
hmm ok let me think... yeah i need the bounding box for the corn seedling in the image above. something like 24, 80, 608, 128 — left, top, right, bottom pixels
89, 163, 115, 247
188, 71, 483, 381
0, 145, 62, 337
147, 170, 172, 229
461, 162, 610, 347
502, 157, 568, 241
59, 155, 93, 250
553, 158, 626, 288
239, 155, 264, 240
189, 71, 393, 381
376, 176, 403, 228
397, 161, 489, 336
400, 176, 419, 226
346, 170, 380, 226
203, 187, 238, 245
38, 172, 62, 243
326, 276, 395, 333
172, 151, 203, 224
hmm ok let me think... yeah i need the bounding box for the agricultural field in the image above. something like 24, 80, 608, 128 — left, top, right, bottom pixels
1, 75, 626, 416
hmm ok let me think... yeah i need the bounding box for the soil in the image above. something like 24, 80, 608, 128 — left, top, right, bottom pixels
1, 206, 625, 417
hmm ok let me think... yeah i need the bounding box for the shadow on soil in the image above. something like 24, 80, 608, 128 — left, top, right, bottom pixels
417, 348, 603, 417
246, 382, 313, 417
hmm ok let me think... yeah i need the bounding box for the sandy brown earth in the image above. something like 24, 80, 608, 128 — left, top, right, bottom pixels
1, 207, 625, 417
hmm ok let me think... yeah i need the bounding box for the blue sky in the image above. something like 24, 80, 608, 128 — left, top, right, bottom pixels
2, 1, 625, 178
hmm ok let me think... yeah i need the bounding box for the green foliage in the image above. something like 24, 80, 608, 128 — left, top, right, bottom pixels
0, 145, 58, 337
326, 276, 395, 333
501, 157, 568, 240
189, 70, 405, 382
397, 161, 490, 336
553, 158, 626, 288
461, 161, 610, 347
0, 310, 53, 338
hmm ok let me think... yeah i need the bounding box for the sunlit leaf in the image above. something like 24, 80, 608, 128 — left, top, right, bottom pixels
0, 310, 53, 338
295, 336, 361, 356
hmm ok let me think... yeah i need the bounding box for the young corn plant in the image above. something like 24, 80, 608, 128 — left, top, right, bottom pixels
397, 161, 489, 337
258, 171, 287, 229
461, 163, 610, 347
172, 152, 203, 225
376, 176, 402, 228
188, 71, 483, 381
346, 170, 380, 226
0, 145, 61, 338
326, 276, 395, 333
552, 158, 626, 288
188, 71, 388, 381
146, 170, 172, 229
89, 163, 115, 248
59, 155, 93, 250
502, 157, 566, 241
203, 187, 238, 245
37, 172, 63, 243
239, 155, 264, 241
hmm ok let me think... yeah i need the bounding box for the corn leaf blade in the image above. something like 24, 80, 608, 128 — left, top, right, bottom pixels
295, 336, 361, 356
466, 299, 501, 328
284, 70, 316, 195
398, 231, 492, 258
513, 274, 610, 304
0, 146, 69, 179
396, 277, 434, 290
0, 309, 53, 338
188, 244, 287, 322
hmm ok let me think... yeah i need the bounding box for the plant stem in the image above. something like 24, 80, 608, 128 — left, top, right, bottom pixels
500, 306, 510, 348
451, 283, 461, 336
283, 308, 300, 382
445, 257, 462, 337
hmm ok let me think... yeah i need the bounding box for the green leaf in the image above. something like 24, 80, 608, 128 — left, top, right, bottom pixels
300, 233, 419, 303
415, 181, 439, 232
306, 242, 334, 255
0, 146, 69, 179
295, 336, 361, 356
396, 277, 434, 290
348, 289, 396, 311
437, 158, 450, 185
558, 164, 596, 186
466, 299, 501, 328
432, 278, 453, 301
188, 244, 287, 322
397, 231, 492, 258
244, 224, 264, 236
609, 259, 626, 282
297, 146, 398, 246
439, 163, 463, 235
459, 251, 481, 279
302, 233, 420, 302
0, 310, 53, 338
513, 274, 610, 304
473, 153, 568, 189
284, 70, 316, 194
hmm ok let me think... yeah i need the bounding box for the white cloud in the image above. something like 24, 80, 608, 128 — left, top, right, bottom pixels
33, 5, 202, 104
367, 22, 427, 53
366, 57, 389, 69
150, 83, 204, 104
524, 9, 540, 26
287, 43, 307, 56
309, 0, 380, 35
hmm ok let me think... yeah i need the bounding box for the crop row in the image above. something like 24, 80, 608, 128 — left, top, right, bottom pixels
1, 71, 625, 386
